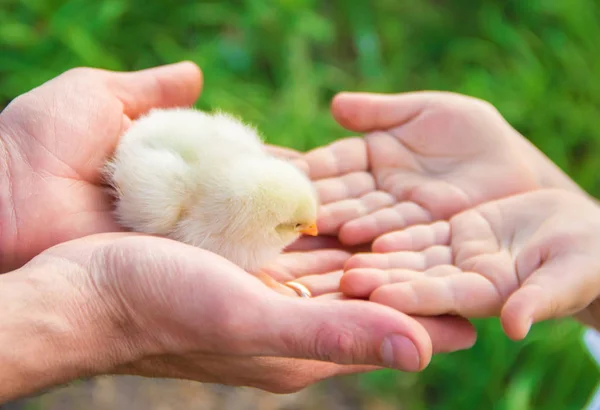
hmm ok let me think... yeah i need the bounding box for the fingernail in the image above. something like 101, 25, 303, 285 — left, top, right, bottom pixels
380, 335, 420, 371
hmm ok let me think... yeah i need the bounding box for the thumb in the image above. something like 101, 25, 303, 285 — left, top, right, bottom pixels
108, 61, 203, 119
330, 91, 434, 132
501, 255, 600, 340
249, 297, 476, 372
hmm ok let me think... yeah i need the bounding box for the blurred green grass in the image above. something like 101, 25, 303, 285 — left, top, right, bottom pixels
2, 0, 600, 408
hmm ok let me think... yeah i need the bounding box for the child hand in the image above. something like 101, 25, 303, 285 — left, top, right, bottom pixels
341, 189, 600, 340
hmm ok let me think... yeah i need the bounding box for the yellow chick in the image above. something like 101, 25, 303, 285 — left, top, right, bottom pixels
103, 108, 319, 285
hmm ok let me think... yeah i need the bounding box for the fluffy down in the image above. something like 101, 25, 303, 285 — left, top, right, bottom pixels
104, 108, 319, 272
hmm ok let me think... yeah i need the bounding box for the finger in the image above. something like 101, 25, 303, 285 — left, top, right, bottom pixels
291, 271, 343, 297
448, 209, 500, 266
501, 256, 600, 340
291, 158, 310, 175
231, 356, 379, 393
265, 145, 310, 175
369, 269, 503, 317
314, 172, 375, 205
255, 272, 300, 298
265, 144, 303, 160
318, 191, 396, 235
331, 92, 434, 132
261, 272, 343, 299
373, 221, 451, 253
384, 180, 472, 222
313, 292, 356, 301
108, 61, 203, 119
261, 250, 350, 282
344, 246, 453, 271
254, 317, 475, 370
304, 137, 368, 180
341, 265, 465, 298
412, 315, 477, 354
256, 298, 434, 371
341, 268, 424, 298
260, 297, 474, 369
339, 203, 434, 246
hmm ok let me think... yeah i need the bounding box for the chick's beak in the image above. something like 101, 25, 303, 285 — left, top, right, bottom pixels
299, 223, 318, 236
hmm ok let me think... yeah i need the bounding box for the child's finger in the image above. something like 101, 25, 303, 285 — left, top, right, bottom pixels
262, 249, 350, 281
369, 268, 504, 317
317, 191, 395, 235
341, 268, 427, 298
313, 172, 375, 205
501, 256, 600, 340
345, 246, 452, 271
304, 137, 368, 180
372, 221, 451, 252
449, 209, 500, 266
338, 202, 433, 246
341, 265, 467, 297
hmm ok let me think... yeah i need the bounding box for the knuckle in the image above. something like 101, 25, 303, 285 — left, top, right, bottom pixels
312, 324, 360, 364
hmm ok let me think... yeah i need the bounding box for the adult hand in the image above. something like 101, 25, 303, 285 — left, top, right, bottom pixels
0, 233, 476, 402
306, 91, 588, 246
0, 62, 203, 272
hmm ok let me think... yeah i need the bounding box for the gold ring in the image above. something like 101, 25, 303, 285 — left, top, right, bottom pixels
284, 281, 312, 298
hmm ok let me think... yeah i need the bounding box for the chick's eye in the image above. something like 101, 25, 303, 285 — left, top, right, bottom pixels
295, 223, 301, 228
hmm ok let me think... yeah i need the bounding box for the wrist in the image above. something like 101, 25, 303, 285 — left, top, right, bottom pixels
0, 261, 140, 402
514, 134, 589, 196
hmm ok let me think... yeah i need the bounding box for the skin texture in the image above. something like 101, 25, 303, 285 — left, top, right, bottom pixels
0, 63, 478, 401
297, 91, 600, 335
341, 189, 600, 340
304, 92, 588, 248
0, 61, 308, 295
0, 62, 204, 272
0, 233, 476, 402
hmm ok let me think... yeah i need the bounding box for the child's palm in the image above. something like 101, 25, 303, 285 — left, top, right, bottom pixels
342, 190, 600, 339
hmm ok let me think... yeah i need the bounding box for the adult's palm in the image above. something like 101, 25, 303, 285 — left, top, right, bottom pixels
4, 232, 474, 401
0, 62, 203, 271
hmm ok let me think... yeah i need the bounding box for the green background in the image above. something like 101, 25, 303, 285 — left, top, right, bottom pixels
1, 0, 599, 408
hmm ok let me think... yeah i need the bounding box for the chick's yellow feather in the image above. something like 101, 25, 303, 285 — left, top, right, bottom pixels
104, 108, 318, 272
